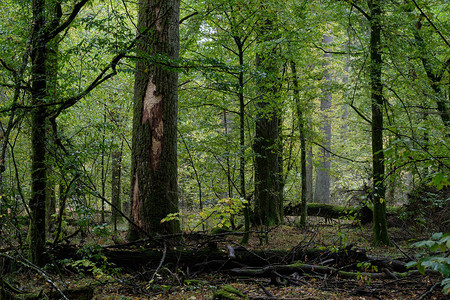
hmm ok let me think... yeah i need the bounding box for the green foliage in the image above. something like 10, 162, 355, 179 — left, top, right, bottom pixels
406, 233, 450, 294
61, 244, 121, 280
162, 198, 247, 232
92, 223, 111, 237
356, 261, 378, 285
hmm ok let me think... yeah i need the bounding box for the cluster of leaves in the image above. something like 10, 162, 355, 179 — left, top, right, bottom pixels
61, 243, 121, 281
163, 198, 247, 232
406, 232, 450, 295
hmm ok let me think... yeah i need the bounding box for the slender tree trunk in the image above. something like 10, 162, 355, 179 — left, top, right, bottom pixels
45, 166, 56, 233
128, 0, 180, 239
291, 61, 308, 227
253, 18, 283, 226
111, 145, 122, 232
306, 143, 313, 203
45, 27, 58, 234
101, 108, 107, 223
234, 38, 250, 243
223, 110, 233, 199
314, 33, 332, 204
368, 0, 390, 246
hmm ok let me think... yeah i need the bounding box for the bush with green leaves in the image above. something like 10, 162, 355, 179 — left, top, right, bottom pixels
406, 232, 450, 295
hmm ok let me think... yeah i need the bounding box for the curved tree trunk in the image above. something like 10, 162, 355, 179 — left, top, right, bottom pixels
128, 0, 180, 239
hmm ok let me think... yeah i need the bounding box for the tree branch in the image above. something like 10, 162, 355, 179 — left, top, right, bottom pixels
340, 0, 371, 21
411, 0, 450, 49
46, 0, 90, 41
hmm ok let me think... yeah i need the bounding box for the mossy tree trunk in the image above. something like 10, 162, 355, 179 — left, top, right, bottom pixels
128, 0, 180, 239
29, 0, 49, 266
45, 15, 59, 235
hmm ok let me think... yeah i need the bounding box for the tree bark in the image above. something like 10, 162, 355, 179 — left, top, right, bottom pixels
128, 0, 180, 239
111, 147, 122, 231
29, 0, 49, 266
314, 33, 332, 204
368, 0, 390, 246
253, 17, 283, 226
45, 25, 59, 234
290, 61, 308, 227
234, 36, 249, 243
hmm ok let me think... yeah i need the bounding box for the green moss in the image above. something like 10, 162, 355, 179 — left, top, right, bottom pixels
212, 285, 248, 300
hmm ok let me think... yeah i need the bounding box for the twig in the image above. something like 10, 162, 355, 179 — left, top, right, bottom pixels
418, 281, 440, 300
0, 253, 69, 300
391, 238, 414, 261
257, 282, 276, 298
150, 242, 167, 283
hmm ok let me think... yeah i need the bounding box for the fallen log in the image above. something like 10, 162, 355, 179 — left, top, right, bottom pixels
284, 203, 400, 225
51, 242, 407, 276
229, 263, 403, 279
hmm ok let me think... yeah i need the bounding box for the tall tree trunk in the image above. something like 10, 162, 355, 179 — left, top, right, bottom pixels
314, 33, 332, 204
291, 61, 308, 227
101, 108, 107, 223
306, 143, 313, 204
128, 0, 180, 239
29, 0, 48, 266
253, 17, 283, 226
111, 145, 123, 232
45, 24, 59, 234
368, 0, 390, 246
233, 37, 250, 243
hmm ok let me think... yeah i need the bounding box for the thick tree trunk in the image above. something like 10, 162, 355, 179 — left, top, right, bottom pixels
253, 17, 283, 226
128, 0, 180, 239
314, 33, 332, 204
368, 0, 390, 246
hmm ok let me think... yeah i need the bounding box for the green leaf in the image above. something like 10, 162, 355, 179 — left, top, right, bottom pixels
405, 261, 417, 269
441, 278, 450, 295
417, 263, 426, 275
431, 232, 443, 240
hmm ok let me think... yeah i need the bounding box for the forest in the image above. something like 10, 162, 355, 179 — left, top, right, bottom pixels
0, 0, 449, 299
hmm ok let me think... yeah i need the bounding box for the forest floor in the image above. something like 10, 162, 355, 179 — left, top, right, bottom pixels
2, 217, 448, 300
